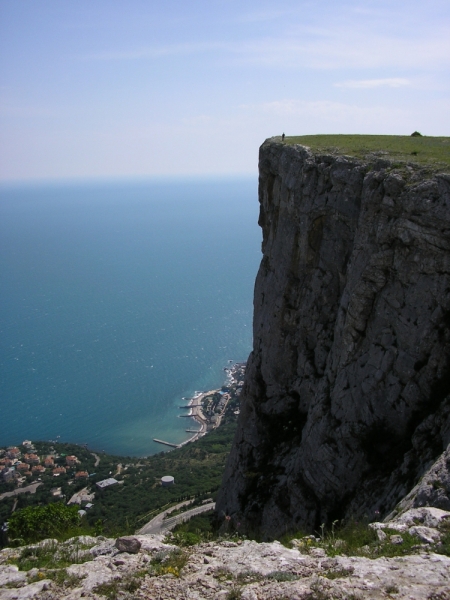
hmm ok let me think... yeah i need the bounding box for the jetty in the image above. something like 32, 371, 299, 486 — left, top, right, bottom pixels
152, 365, 245, 452
153, 439, 180, 448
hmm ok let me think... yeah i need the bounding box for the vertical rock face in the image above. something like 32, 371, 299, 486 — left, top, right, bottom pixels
216, 139, 450, 537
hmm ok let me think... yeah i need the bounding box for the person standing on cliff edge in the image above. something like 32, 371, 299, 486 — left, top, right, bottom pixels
282, 133, 285, 141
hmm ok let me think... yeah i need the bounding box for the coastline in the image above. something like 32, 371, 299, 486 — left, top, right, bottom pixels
178, 391, 213, 446
153, 361, 246, 450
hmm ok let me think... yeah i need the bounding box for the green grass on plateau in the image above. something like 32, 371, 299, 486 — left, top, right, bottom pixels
282, 134, 450, 169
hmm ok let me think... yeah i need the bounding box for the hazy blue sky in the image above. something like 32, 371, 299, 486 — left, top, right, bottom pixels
1, 0, 449, 181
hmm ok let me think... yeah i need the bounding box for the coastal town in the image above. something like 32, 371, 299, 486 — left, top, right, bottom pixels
0, 440, 104, 514
0, 441, 88, 485
0, 362, 246, 531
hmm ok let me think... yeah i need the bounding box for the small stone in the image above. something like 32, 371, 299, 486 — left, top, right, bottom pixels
377, 529, 387, 542
201, 580, 217, 589
321, 559, 338, 569
27, 568, 39, 578
220, 541, 238, 548
390, 535, 403, 545
0, 564, 27, 587
408, 525, 441, 544
115, 536, 142, 554
90, 540, 116, 557
204, 557, 210, 564
242, 589, 259, 600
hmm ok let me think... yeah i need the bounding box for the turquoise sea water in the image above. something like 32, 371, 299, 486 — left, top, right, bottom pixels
0, 177, 261, 456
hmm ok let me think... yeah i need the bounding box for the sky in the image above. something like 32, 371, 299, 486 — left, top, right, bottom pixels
0, 0, 449, 182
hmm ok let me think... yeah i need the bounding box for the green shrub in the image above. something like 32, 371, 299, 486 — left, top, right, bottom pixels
386, 584, 399, 594
168, 531, 202, 546
235, 570, 263, 584
267, 571, 298, 582
285, 519, 429, 559
323, 520, 377, 556
437, 528, 450, 557
150, 548, 188, 577
323, 567, 353, 579
226, 587, 242, 600
12, 539, 93, 571
46, 569, 85, 588
94, 575, 141, 599
168, 509, 217, 546
8, 503, 80, 544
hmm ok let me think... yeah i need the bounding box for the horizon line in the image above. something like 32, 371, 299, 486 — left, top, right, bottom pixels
0, 171, 258, 189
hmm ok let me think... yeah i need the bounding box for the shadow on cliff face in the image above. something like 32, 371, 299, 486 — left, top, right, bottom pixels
361, 336, 450, 474
360, 419, 411, 475
234, 389, 323, 537
333, 310, 450, 522
256, 393, 308, 449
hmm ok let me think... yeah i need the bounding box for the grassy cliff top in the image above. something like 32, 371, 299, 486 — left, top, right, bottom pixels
281, 134, 450, 169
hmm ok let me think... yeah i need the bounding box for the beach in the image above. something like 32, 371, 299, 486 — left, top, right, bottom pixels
153, 362, 246, 450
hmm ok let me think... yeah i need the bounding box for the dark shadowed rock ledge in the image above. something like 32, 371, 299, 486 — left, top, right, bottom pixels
216, 138, 450, 537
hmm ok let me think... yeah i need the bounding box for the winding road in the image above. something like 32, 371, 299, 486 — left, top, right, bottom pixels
137, 501, 216, 535
0, 482, 42, 501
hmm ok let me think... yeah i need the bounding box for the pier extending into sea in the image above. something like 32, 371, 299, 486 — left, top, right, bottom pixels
153, 439, 180, 448
153, 373, 241, 451
153, 392, 210, 449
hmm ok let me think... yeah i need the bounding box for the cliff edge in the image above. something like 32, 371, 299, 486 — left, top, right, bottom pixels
217, 137, 450, 537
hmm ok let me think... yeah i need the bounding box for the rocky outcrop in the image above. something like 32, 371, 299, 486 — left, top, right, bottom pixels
1, 529, 450, 599
217, 139, 450, 537
386, 443, 450, 518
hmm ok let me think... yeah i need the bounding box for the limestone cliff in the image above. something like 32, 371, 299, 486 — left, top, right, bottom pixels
217, 138, 450, 537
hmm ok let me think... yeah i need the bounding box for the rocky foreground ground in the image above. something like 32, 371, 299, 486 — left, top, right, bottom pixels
1, 506, 449, 600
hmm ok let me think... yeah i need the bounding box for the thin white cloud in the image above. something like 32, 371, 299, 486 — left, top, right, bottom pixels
334, 78, 411, 89
229, 28, 450, 70
83, 25, 450, 72
240, 98, 414, 126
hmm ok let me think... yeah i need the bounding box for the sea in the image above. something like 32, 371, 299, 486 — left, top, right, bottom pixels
0, 176, 261, 457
